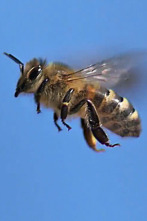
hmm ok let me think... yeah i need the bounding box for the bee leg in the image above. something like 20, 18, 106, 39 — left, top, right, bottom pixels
81, 119, 105, 152
61, 88, 74, 130
69, 99, 87, 114
34, 78, 49, 114
53, 112, 62, 132
86, 100, 120, 148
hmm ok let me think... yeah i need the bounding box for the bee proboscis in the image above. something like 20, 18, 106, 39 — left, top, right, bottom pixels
4, 52, 141, 152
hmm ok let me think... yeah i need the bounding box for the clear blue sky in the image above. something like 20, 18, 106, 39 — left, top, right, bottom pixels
0, 1, 147, 221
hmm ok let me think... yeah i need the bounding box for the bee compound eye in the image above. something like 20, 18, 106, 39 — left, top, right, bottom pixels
28, 66, 42, 81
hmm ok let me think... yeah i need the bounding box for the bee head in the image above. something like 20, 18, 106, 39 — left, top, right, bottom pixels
4, 53, 47, 97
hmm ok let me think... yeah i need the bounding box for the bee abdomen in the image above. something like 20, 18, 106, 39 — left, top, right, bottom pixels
116, 110, 141, 137
93, 89, 141, 137
93, 89, 124, 114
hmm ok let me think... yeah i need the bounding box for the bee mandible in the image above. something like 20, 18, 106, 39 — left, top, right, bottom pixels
4, 52, 141, 152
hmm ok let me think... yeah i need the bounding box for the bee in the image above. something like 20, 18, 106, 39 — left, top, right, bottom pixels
4, 52, 141, 152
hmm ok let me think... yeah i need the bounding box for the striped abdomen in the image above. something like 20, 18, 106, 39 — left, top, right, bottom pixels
91, 87, 141, 137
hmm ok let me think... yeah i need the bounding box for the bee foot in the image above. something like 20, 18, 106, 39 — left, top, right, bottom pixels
105, 142, 120, 148
68, 126, 72, 131
36, 103, 41, 114
58, 127, 62, 132
37, 109, 41, 114
62, 120, 72, 131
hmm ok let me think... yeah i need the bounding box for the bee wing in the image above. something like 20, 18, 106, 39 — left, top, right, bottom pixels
67, 51, 146, 88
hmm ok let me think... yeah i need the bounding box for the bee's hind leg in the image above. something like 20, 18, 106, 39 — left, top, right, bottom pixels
86, 100, 120, 148
81, 118, 105, 152
60, 88, 74, 130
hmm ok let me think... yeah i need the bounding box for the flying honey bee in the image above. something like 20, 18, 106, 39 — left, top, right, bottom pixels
4, 52, 142, 152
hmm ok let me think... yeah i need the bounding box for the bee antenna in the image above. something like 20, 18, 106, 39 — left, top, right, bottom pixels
4, 52, 24, 75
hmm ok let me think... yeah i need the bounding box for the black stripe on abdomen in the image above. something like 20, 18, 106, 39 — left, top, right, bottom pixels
93, 89, 124, 114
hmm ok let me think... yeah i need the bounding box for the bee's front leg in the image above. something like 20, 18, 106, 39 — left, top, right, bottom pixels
53, 112, 62, 132
86, 100, 120, 148
60, 88, 74, 130
34, 78, 49, 113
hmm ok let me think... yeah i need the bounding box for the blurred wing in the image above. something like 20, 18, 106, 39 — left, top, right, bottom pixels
66, 51, 146, 88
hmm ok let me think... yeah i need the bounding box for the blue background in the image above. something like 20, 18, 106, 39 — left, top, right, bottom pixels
1, 1, 147, 221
